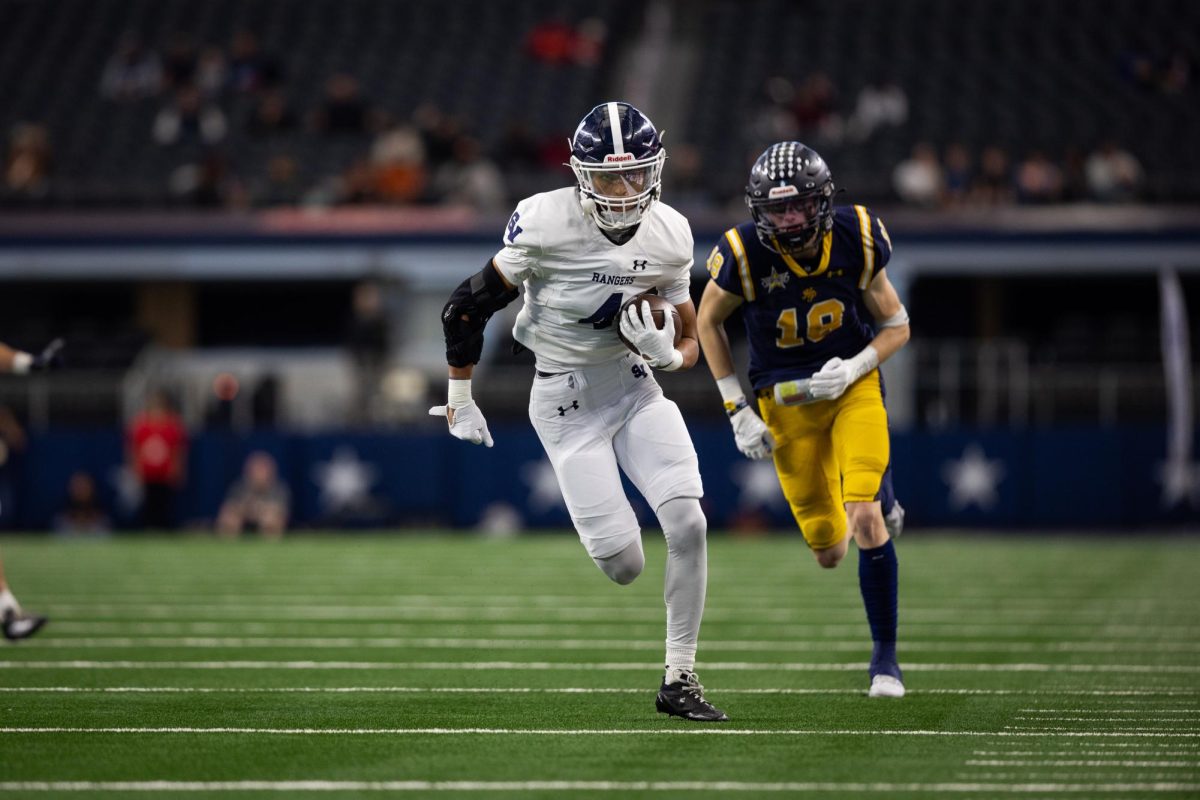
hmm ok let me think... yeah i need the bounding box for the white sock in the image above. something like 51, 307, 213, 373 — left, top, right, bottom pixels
658, 497, 707, 681
0, 588, 20, 615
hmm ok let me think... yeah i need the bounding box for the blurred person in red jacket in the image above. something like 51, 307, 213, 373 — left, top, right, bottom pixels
127, 389, 188, 530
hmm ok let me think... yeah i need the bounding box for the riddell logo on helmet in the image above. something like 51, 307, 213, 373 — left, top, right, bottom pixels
604, 153, 636, 163
768, 186, 799, 198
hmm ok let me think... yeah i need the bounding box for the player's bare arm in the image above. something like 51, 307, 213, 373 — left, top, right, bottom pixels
672, 298, 701, 370
0, 338, 63, 374
860, 268, 911, 364
697, 280, 775, 460
696, 280, 743, 381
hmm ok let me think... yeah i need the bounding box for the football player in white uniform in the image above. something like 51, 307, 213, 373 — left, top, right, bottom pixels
0, 338, 60, 641
430, 102, 726, 721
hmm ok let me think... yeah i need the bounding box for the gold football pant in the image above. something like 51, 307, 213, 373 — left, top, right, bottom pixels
757, 370, 890, 550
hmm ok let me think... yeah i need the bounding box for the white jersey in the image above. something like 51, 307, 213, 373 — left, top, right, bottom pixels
492, 187, 694, 372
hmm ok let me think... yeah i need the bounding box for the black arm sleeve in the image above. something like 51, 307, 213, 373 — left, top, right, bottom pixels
441, 261, 520, 368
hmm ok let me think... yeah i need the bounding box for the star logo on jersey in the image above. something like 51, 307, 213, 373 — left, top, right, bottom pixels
761, 267, 790, 293
802, 287, 817, 302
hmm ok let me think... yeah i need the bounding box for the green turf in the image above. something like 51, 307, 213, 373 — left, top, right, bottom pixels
0, 532, 1197, 798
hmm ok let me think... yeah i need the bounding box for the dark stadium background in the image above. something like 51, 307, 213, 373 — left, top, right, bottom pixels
0, 0, 1197, 534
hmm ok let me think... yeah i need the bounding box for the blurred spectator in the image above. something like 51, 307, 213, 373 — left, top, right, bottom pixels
99, 34, 162, 101
126, 389, 187, 530
195, 46, 229, 98
848, 77, 908, 141
161, 35, 198, 91
312, 74, 372, 136
433, 136, 507, 211
414, 104, 462, 170
251, 155, 304, 207
153, 86, 228, 146
496, 122, 543, 173
892, 142, 944, 207
750, 76, 799, 145
54, 472, 111, 536
370, 123, 428, 204
942, 143, 973, 206
1086, 140, 1143, 202
247, 89, 299, 138
217, 451, 289, 539
5, 123, 52, 198
1015, 150, 1063, 204
524, 17, 606, 66
971, 145, 1015, 206
228, 30, 283, 94
1060, 146, 1089, 202
345, 281, 391, 422
792, 72, 842, 144
662, 143, 718, 212
168, 150, 245, 208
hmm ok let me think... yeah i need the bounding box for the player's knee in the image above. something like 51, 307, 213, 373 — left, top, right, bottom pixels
593, 540, 645, 585
658, 497, 706, 558
813, 547, 843, 569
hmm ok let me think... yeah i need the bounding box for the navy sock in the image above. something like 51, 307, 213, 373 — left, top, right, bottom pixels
858, 539, 900, 678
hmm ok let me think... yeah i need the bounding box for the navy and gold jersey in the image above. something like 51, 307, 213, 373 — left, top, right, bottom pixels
707, 205, 892, 391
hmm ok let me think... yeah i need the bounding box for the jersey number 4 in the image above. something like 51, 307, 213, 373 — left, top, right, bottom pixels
578, 288, 659, 329
776, 299, 845, 348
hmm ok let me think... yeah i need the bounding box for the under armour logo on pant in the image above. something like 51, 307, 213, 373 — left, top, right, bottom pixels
557, 401, 580, 416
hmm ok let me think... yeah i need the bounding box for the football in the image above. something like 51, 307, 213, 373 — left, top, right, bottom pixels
617, 292, 683, 354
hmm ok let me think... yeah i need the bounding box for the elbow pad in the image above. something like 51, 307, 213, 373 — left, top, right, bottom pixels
442, 263, 520, 367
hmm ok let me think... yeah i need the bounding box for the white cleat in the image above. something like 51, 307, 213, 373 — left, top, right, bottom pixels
884, 501, 905, 540
868, 674, 906, 698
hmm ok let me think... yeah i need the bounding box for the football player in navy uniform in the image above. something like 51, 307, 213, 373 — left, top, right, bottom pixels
431, 103, 726, 721
697, 143, 910, 698
0, 338, 61, 640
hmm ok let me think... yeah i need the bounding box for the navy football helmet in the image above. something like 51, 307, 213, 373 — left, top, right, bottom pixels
746, 142, 835, 256
569, 101, 666, 231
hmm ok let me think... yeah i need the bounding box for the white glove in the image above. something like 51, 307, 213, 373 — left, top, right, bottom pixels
619, 302, 683, 370
429, 378, 494, 447
808, 346, 879, 401
730, 406, 775, 460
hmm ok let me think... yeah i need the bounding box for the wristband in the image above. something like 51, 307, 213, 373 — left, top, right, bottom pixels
723, 397, 749, 417
658, 349, 685, 372
447, 378, 472, 409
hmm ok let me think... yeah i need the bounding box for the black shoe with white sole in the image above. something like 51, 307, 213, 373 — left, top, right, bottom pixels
3, 609, 48, 641
655, 670, 729, 722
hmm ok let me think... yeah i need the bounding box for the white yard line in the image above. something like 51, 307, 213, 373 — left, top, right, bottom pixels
1013, 716, 1198, 722
1, 727, 1197, 738
3, 660, 1200, 673
2, 780, 1200, 793
27, 636, 1200, 654
966, 759, 1197, 767
1, 780, 1198, 793
2, 686, 1198, 697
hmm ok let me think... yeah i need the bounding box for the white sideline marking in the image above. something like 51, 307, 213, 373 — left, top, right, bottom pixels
2, 727, 1198, 738
30, 636, 1200, 654
1004, 726, 1198, 734
974, 750, 1200, 756
47, 621, 1200, 638
966, 760, 1198, 767
2, 686, 1198, 697
1018, 709, 1200, 713
2, 780, 1199, 793
41, 603, 1199, 623
1014, 716, 1198, 722
4, 660, 1200, 673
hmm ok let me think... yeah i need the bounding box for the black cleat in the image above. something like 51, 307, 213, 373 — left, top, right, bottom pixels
3, 609, 48, 641
655, 670, 729, 722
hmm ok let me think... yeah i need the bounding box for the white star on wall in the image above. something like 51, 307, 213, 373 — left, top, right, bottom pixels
522, 459, 565, 513
312, 447, 378, 513
730, 460, 787, 510
941, 443, 1005, 512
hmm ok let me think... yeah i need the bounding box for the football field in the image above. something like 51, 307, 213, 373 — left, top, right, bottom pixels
0, 532, 1197, 798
